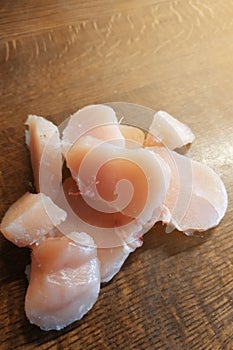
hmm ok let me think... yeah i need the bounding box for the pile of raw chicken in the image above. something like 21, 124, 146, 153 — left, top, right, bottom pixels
0, 105, 227, 330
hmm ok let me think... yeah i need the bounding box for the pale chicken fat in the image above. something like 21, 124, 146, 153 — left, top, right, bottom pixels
0, 192, 67, 247
25, 233, 100, 331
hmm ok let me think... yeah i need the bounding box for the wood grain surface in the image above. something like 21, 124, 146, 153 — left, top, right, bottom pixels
0, 1, 232, 349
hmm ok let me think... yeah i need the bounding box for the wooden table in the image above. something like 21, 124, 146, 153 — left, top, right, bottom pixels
0, 1, 232, 349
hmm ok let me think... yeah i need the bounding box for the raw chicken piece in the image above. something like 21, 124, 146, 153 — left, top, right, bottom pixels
62, 104, 125, 156
148, 146, 228, 233
65, 135, 170, 224
0, 192, 67, 247
119, 124, 145, 148
66, 135, 149, 218
25, 233, 100, 330
61, 177, 143, 282
25, 115, 62, 200
144, 110, 195, 150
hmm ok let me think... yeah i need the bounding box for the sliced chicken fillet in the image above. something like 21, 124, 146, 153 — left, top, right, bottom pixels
25, 233, 100, 331
144, 110, 195, 150
65, 135, 170, 225
148, 146, 228, 233
0, 192, 67, 247
62, 104, 125, 156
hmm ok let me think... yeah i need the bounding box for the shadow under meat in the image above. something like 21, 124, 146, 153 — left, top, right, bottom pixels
142, 222, 210, 257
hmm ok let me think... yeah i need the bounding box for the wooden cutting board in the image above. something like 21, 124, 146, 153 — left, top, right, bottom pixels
0, 1, 232, 349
